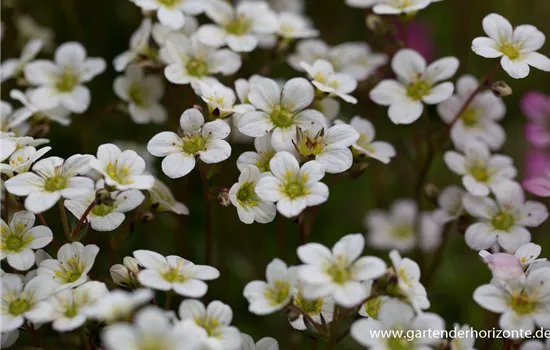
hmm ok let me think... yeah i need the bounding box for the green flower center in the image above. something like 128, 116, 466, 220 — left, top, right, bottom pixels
226, 16, 252, 35
195, 317, 222, 337
284, 181, 307, 199
55, 256, 87, 284
236, 182, 257, 206
387, 335, 411, 350
406, 80, 431, 101
157, 0, 178, 7
44, 175, 68, 192
56, 67, 79, 92
264, 280, 290, 305
492, 212, 514, 230
326, 258, 351, 285
182, 134, 207, 155
64, 305, 79, 318
92, 204, 114, 217
500, 43, 520, 60
185, 58, 209, 78
460, 108, 479, 127
469, 166, 489, 182
129, 82, 147, 107
6, 236, 23, 251
270, 105, 294, 128
510, 293, 536, 315
255, 151, 274, 173
363, 296, 384, 319
294, 291, 323, 315
295, 128, 325, 157
138, 338, 171, 350
391, 224, 413, 238
9, 298, 31, 316
162, 268, 186, 283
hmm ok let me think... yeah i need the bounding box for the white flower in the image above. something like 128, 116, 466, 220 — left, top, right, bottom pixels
88, 288, 153, 323
147, 178, 190, 215
521, 339, 549, 350
450, 323, 477, 350
237, 134, 275, 173
463, 181, 548, 251
351, 299, 445, 349
443, 140, 517, 196
197, 81, 254, 119
474, 267, 550, 335
102, 306, 185, 350
114, 18, 152, 72
178, 299, 241, 349
297, 234, 387, 307
276, 12, 318, 39
0, 274, 54, 332
36, 242, 100, 291
229, 165, 276, 224
1, 329, 19, 348
132, 0, 204, 30
161, 34, 241, 85
255, 152, 328, 218
346, 116, 396, 164
301, 59, 358, 104
239, 333, 279, 350
345, 0, 381, 8
3, 145, 51, 176
114, 64, 167, 124
0, 135, 49, 165
389, 250, 430, 311
115, 140, 156, 175
366, 199, 443, 253
90, 143, 155, 191
292, 123, 359, 173
472, 13, 550, 79
15, 15, 55, 52
152, 18, 199, 46
289, 281, 334, 331
437, 75, 506, 150
110, 256, 141, 288
433, 185, 466, 224
9, 89, 72, 126
372, 0, 433, 14
65, 185, 145, 232
243, 258, 296, 315
515, 243, 546, 267
147, 108, 231, 178
1, 39, 42, 82
5, 154, 94, 213
198, 0, 278, 52
357, 280, 389, 318
370, 49, 459, 124
1, 211, 52, 271
133, 250, 219, 297
24, 42, 106, 113
238, 77, 325, 152
30, 281, 108, 332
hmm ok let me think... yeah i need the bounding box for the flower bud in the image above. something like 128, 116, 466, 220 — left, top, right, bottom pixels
95, 188, 114, 206
482, 252, 524, 280
365, 14, 387, 35
110, 264, 132, 288
123, 256, 140, 274
424, 183, 440, 200
217, 189, 231, 207
491, 81, 513, 97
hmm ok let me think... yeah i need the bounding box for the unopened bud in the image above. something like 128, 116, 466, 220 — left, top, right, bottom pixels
217, 189, 231, 207
491, 81, 512, 97
139, 210, 154, 223
110, 264, 132, 288
95, 188, 114, 206
479, 251, 523, 280
123, 256, 140, 274
365, 14, 386, 35
424, 184, 440, 200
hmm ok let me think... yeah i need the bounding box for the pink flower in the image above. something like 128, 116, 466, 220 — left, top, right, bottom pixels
522, 91, 550, 147
479, 251, 524, 280
523, 149, 550, 197
395, 20, 434, 61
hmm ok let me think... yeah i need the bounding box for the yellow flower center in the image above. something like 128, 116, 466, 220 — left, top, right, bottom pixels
406, 80, 431, 101
270, 105, 294, 128
9, 298, 31, 316
469, 166, 489, 182
44, 175, 68, 192
510, 292, 536, 315
236, 181, 257, 207
264, 280, 290, 305
295, 128, 326, 157
294, 290, 323, 315
492, 212, 514, 230
226, 15, 252, 36
460, 108, 479, 127
56, 67, 79, 92
185, 58, 209, 78
500, 42, 520, 60
182, 134, 207, 155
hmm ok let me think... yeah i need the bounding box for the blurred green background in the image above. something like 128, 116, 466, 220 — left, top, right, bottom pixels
2, 0, 550, 348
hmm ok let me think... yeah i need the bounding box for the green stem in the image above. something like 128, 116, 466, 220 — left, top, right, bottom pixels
25, 322, 40, 347
326, 305, 339, 350
58, 200, 71, 242
198, 162, 214, 266
79, 326, 91, 350
165, 291, 173, 310
3, 187, 8, 222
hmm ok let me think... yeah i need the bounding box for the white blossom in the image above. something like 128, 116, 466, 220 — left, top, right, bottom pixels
131, 0, 204, 30
345, 116, 396, 164
239, 333, 279, 350
9, 89, 72, 126
1, 39, 42, 82
389, 250, 430, 312
432, 185, 465, 224
301, 59, 358, 104
88, 288, 153, 323
229, 165, 276, 224
146, 178, 190, 215
237, 134, 275, 173
276, 12, 318, 39
114, 18, 152, 72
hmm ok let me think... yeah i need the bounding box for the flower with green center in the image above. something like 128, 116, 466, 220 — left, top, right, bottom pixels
460, 107, 479, 127
128, 82, 147, 107
491, 211, 514, 231
294, 127, 326, 158
510, 292, 537, 315
181, 133, 208, 154
185, 58, 209, 78
156, 0, 178, 7
348, 116, 396, 164
8, 298, 31, 316
229, 165, 276, 224
1, 210, 53, 271
406, 80, 431, 101
44, 175, 68, 192
301, 59, 359, 104
55, 67, 80, 92
270, 105, 295, 128
289, 286, 335, 331
468, 165, 489, 182
237, 134, 275, 173
226, 15, 252, 36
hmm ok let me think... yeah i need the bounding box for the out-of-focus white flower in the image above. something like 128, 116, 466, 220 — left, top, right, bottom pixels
344, 116, 396, 164
276, 12, 318, 39
1, 210, 52, 271
161, 34, 241, 85
243, 258, 296, 315
197, 81, 254, 119
521, 339, 550, 350
238, 77, 325, 152
366, 199, 443, 253
91, 143, 155, 191
15, 15, 55, 52
152, 18, 198, 46
198, 0, 278, 52
297, 234, 387, 307
449, 323, 477, 350
1, 329, 19, 348
24, 42, 106, 113
133, 249, 219, 298
131, 0, 204, 30
114, 65, 167, 124
255, 152, 328, 218
478, 250, 524, 280
370, 49, 459, 124
1, 39, 43, 82
463, 181, 548, 251
239, 333, 279, 350
114, 18, 152, 72
178, 299, 241, 349
437, 75, 506, 150
5, 154, 94, 213
472, 13, 550, 79
389, 250, 430, 312
301, 59, 358, 104
351, 298, 445, 349
444, 140, 516, 196
432, 185, 465, 224
0, 274, 54, 332
30, 281, 108, 332
229, 165, 276, 224
36, 242, 100, 292
89, 288, 153, 323
146, 178, 190, 215
147, 108, 231, 179
237, 134, 275, 173
9, 89, 72, 126
474, 267, 550, 335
